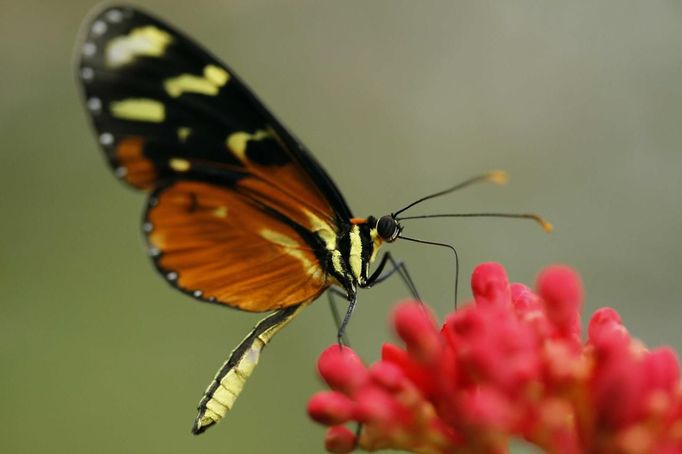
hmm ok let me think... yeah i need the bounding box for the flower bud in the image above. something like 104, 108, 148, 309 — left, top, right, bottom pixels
308, 391, 355, 425
324, 425, 356, 454
318, 345, 368, 394
537, 265, 583, 336
393, 301, 441, 363
471, 262, 511, 308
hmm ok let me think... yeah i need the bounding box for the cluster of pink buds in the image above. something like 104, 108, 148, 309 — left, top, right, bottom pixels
307, 263, 682, 453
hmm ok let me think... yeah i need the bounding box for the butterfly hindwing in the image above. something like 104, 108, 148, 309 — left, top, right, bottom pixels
145, 181, 329, 310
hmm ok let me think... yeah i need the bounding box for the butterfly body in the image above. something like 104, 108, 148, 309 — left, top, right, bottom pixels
77, 5, 403, 433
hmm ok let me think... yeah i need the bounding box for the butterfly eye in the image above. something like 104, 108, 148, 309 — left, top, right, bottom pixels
377, 215, 399, 242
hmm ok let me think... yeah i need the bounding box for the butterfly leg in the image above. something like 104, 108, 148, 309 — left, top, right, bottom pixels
363, 252, 421, 301
336, 295, 357, 346
327, 287, 351, 346
335, 253, 421, 344
326, 288, 364, 447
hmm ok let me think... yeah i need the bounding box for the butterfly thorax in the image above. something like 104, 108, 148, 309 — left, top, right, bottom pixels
324, 216, 384, 298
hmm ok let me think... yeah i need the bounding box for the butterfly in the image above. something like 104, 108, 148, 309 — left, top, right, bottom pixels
77, 5, 551, 435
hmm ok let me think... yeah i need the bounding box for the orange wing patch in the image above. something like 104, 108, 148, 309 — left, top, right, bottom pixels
146, 181, 329, 312
226, 129, 337, 229
114, 136, 157, 189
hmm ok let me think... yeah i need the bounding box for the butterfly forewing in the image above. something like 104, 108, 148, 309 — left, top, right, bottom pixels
77, 6, 352, 310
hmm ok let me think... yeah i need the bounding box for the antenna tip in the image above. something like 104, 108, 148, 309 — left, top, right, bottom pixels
487, 170, 509, 185
532, 215, 553, 233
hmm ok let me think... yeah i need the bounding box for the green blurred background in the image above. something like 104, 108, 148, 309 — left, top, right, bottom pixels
2, 1, 681, 452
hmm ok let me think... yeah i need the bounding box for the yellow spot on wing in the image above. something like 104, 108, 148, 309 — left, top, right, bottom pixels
227, 130, 271, 161
164, 65, 229, 98
213, 206, 228, 218
260, 229, 299, 248
304, 210, 336, 250
260, 229, 318, 276
105, 26, 172, 68
165, 75, 217, 97
169, 158, 190, 172
226, 132, 251, 160
177, 127, 191, 141
204, 65, 230, 86
110, 98, 165, 122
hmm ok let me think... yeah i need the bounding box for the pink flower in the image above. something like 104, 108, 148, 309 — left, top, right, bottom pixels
307, 263, 682, 453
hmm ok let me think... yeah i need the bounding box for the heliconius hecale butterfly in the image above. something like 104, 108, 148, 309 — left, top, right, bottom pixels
77, 5, 551, 435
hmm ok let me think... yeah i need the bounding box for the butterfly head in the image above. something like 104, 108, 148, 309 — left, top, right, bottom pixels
375, 214, 402, 243
350, 215, 402, 243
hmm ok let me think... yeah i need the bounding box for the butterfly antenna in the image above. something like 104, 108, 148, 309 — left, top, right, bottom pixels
399, 235, 460, 309
397, 212, 554, 233
393, 170, 508, 217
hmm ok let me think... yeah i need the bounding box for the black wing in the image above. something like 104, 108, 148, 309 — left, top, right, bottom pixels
76, 5, 352, 224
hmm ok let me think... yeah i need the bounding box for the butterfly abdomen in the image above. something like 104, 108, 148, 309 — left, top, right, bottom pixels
193, 304, 306, 434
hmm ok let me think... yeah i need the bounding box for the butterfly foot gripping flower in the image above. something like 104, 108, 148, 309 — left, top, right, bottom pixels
307, 263, 682, 453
